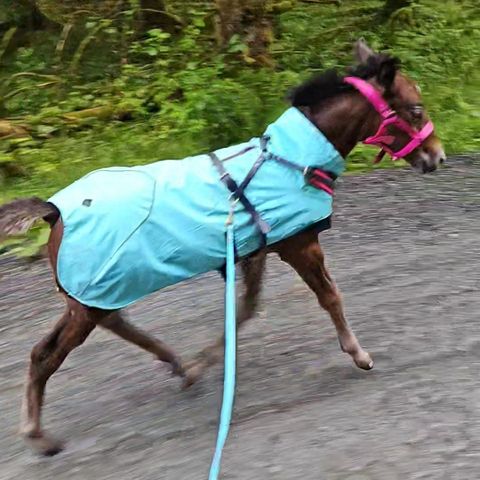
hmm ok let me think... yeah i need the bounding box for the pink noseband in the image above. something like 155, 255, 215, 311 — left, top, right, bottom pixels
344, 76, 434, 163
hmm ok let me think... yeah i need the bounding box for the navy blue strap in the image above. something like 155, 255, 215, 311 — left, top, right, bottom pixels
260, 136, 336, 192
209, 152, 270, 245
236, 152, 266, 198
220, 145, 256, 163
209, 135, 336, 247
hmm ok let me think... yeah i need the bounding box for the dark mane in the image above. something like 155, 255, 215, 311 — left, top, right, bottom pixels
288, 54, 399, 108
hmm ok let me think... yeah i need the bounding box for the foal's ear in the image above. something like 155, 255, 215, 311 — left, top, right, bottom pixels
376, 57, 398, 90
354, 39, 375, 64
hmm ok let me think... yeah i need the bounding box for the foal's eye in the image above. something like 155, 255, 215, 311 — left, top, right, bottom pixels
410, 104, 423, 118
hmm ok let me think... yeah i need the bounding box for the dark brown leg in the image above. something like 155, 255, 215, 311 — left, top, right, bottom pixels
20, 298, 96, 456
277, 232, 373, 370
98, 311, 184, 377
183, 251, 266, 388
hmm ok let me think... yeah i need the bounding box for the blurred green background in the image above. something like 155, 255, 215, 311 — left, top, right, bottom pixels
0, 0, 478, 207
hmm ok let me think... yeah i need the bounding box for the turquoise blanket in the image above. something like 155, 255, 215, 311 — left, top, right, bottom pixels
49, 107, 344, 309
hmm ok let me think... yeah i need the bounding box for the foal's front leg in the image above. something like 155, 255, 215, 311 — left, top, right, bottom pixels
277, 232, 373, 370
182, 251, 266, 388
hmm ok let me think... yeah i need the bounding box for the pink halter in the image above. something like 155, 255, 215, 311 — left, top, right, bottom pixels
344, 76, 434, 163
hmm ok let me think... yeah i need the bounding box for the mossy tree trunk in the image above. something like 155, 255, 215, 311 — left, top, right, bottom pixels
214, 0, 275, 66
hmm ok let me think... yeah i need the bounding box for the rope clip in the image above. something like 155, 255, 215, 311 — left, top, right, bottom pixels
226, 197, 239, 226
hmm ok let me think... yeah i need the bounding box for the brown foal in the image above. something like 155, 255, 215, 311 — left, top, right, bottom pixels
0, 40, 445, 456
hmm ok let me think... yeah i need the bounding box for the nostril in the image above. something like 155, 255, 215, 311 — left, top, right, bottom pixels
440, 157, 445, 165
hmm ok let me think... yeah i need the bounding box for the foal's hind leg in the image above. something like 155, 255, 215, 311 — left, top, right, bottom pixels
20, 298, 96, 456
277, 232, 373, 370
183, 251, 266, 388
98, 311, 184, 377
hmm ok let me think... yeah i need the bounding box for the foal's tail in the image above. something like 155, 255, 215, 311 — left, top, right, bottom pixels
0, 197, 59, 238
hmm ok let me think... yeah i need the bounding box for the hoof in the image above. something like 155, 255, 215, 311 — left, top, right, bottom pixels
25, 434, 65, 456
353, 351, 374, 370
156, 355, 185, 378
170, 358, 186, 378
181, 363, 204, 390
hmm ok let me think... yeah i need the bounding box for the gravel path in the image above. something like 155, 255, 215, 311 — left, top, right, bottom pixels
1, 156, 479, 480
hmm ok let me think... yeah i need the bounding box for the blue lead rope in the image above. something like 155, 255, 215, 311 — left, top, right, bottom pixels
208, 220, 237, 480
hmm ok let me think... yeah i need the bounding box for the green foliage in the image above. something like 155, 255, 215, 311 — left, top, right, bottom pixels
0, 0, 31, 25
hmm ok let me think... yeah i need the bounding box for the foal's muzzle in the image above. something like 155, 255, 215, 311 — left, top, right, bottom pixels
411, 144, 446, 173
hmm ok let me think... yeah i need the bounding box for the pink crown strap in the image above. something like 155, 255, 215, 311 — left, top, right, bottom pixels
344, 76, 392, 117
